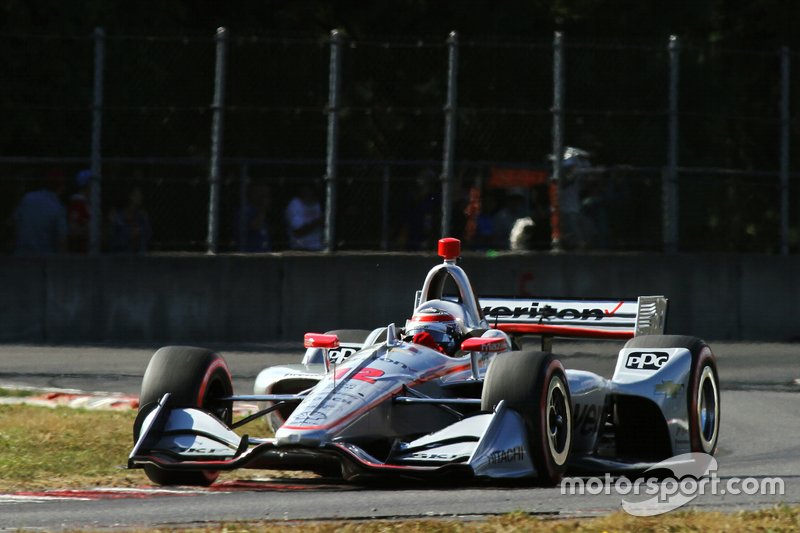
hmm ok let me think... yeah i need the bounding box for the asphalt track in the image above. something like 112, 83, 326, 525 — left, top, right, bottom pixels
1, 340, 799, 530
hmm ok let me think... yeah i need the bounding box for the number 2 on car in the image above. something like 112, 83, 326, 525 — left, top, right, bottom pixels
334, 367, 385, 384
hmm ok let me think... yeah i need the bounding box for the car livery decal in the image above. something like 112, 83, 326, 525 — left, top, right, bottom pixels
333, 367, 385, 384
280, 361, 471, 432
478, 298, 640, 339
625, 352, 670, 370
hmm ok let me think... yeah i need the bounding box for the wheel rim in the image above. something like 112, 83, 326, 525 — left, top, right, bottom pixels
697, 365, 719, 452
546, 375, 571, 466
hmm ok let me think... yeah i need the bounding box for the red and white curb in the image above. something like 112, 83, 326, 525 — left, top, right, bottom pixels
0, 390, 140, 410
0, 487, 212, 503
0, 387, 257, 413
0, 481, 355, 503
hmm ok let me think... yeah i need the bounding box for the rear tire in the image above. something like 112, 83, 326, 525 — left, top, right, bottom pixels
481, 350, 572, 484
135, 346, 233, 486
624, 335, 720, 455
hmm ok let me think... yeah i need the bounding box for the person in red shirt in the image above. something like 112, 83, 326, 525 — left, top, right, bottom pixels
67, 169, 92, 253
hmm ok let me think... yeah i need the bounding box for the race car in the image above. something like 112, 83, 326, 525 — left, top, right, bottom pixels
128, 238, 720, 486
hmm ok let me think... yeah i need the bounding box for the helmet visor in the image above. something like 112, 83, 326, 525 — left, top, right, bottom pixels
406, 327, 453, 345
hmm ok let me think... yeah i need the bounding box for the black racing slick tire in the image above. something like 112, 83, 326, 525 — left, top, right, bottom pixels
135, 346, 234, 486
481, 350, 572, 485
624, 335, 720, 455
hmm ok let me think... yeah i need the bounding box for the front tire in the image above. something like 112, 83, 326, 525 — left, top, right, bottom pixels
481, 350, 572, 484
135, 346, 234, 486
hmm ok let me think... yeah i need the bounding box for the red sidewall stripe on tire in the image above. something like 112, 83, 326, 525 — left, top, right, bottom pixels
196, 357, 231, 406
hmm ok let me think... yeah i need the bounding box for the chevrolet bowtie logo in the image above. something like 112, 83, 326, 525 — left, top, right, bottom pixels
655, 380, 684, 398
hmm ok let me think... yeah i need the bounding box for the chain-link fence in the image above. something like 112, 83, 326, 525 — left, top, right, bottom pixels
2, 29, 797, 254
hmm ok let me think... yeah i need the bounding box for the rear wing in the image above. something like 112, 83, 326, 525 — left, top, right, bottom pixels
479, 296, 668, 340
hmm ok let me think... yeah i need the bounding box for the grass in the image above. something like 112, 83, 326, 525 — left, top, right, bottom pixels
0, 404, 797, 531
0, 387, 36, 397
0, 404, 147, 491
0, 404, 282, 492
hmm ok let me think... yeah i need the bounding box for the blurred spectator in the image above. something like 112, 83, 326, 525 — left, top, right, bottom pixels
529, 186, 552, 249
493, 188, 530, 250
462, 184, 481, 244
285, 184, 323, 250
558, 147, 591, 250
471, 191, 500, 250
67, 169, 92, 253
449, 180, 473, 243
401, 168, 439, 251
509, 216, 535, 251
581, 174, 610, 250
108, 186, 151, 253
235, 183, 272, 252
12, 168, 67, 254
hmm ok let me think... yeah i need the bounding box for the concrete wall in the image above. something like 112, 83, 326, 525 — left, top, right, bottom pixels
1, 252, 798, 343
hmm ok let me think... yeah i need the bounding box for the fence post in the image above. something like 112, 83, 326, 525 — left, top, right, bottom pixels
381, 164, 390, 250
324, 29, 343, 252
780, 46, 790, 255
238, 163, 250, 252
207, 27, 228, 254
550, 31, 565, 252
440, 31, 459, 238
89, 27, 105, 255
664, 35, 680, 254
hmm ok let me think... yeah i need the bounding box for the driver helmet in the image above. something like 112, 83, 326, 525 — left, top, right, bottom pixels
404, 306, 464, 355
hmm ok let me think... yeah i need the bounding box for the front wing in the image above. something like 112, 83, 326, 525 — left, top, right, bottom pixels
128, 395, 537, 480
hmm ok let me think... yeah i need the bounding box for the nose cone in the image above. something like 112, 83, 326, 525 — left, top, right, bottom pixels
275, 426, 331, 447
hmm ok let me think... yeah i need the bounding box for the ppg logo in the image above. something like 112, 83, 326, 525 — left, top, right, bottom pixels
625, 351, 669, 370
328, 346, 357, 365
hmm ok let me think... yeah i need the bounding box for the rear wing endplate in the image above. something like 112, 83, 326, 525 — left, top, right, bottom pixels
480, 296, 667, 340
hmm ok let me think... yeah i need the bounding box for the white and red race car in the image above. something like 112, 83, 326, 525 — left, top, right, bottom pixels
129, 238, 719, 486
